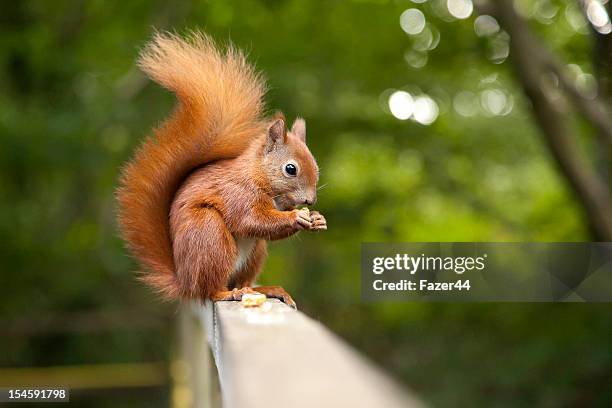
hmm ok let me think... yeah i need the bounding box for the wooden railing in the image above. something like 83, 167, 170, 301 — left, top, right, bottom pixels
173, 299, 423, 408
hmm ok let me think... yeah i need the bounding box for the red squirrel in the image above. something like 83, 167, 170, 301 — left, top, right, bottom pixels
116, 31, 326, 308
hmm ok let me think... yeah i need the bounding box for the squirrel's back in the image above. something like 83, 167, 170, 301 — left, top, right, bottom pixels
116, 31, 267, 299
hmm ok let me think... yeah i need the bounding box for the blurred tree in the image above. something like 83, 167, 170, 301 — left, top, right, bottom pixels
478, 0, 612, 240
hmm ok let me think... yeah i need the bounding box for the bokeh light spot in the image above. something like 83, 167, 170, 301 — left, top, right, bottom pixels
586, 0, 612, 34
389, 91, 415, 120
565, 3, 589, 33
489, 31, 510, 64
480, 89, 513, 116
447, 0, 473, 19
404, 50, 428, 68
474, 15, 499, 37
400, 9, 426, 35
413, 95, 439, 125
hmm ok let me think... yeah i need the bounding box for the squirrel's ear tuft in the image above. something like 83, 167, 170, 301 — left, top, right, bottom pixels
291, 118, 306, 142
266, 119, 286, 152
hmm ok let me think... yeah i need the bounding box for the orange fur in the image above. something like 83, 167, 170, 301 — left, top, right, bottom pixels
116, 31, 325, 301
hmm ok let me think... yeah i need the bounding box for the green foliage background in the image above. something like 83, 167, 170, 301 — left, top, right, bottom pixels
1, 0, 611, 406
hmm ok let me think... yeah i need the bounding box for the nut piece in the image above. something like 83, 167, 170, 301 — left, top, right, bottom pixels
241, 292, 267, 307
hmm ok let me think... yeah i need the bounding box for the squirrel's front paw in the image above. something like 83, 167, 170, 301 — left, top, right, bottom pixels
309, 211, 327, 231
292, 208, 312, 230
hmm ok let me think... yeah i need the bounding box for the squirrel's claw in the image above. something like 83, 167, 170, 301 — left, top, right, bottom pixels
294, 208, 312, 230
309, 211, 327, 231
253, 285, 297, 309
211, 287, 258, 302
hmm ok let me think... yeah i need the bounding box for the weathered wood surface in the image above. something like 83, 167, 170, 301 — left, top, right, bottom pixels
180, 299, 423, 408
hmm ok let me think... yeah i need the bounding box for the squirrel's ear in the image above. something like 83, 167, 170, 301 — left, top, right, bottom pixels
291, 118, 306, 142
266, 119, 286, 152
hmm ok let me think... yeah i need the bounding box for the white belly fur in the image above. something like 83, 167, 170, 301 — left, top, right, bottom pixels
233, 237, 256, 275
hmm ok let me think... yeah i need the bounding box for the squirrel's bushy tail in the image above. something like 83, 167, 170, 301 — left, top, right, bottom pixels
116, 31, 266, 300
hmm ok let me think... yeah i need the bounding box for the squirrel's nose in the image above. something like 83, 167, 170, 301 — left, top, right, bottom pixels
303, 195, 316, 206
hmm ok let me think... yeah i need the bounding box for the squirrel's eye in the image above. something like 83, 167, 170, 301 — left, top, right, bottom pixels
284, 163, 297, 177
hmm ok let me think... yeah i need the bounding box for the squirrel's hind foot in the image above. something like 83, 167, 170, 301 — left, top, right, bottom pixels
211, 286, 297, 309
251, 285, 297, 309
